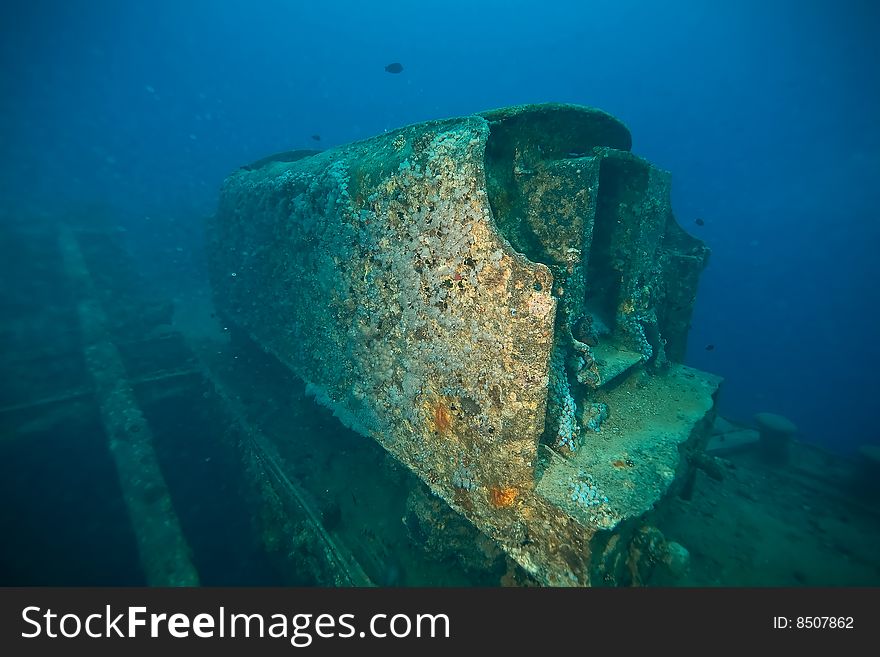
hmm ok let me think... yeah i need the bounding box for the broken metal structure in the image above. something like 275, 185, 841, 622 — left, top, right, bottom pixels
1, 220, 379, 586
207, 103, 721, 585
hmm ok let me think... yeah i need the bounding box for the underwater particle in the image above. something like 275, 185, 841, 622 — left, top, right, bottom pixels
384, 62, 404, 74
695, 218, 705, 226
489, 485, 518, 508
311, 134, 321, 141
704, 344, 714, 351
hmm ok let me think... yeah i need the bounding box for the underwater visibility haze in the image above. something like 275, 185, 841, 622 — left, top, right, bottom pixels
0, 0, 878, 587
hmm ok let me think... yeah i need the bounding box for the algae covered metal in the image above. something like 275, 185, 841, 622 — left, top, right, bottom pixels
207, 103, 720, 585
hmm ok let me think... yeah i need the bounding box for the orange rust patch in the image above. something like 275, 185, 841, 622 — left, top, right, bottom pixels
489, 485, 518, 508
432, 401, 452, 433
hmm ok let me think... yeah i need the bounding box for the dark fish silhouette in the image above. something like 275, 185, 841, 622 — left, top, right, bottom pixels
384, 62, 404, 74
695, 218, 705, 226
310, 134, 321, 141
705, 344, 715, 351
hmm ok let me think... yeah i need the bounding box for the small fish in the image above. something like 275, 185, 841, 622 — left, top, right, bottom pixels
384, 62, 404, 74
695, 218, 705, 226
310, 134, 321, 141
705, 344, 715, 351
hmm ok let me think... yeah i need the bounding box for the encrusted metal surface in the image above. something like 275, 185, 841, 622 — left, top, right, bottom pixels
208, 103, 718, 585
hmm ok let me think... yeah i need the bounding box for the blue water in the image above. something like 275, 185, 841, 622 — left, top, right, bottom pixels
3, 0, 876, 453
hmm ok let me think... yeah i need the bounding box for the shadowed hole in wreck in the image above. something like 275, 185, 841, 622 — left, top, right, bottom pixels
482, 110, 624, 454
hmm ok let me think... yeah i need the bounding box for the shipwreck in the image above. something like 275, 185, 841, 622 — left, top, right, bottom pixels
206, 103, 721, 586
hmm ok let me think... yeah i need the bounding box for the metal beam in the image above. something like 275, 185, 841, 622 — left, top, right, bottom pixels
58, 226, 199, 586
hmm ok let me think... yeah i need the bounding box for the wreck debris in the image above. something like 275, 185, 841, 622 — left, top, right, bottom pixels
754, 412, 798, 465
59, 226, 199, 586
